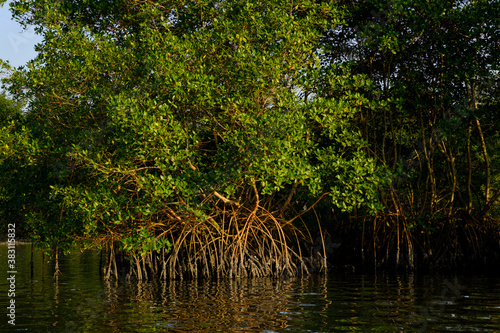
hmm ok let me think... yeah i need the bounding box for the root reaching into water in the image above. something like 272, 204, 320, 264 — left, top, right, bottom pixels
162, 204, 315, 280
99, 199, 328, 281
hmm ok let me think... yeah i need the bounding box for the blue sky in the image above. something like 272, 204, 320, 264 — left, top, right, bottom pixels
0, 1, 42, 68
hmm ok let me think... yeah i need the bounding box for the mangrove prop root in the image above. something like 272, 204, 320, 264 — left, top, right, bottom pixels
100, 205, 327, 281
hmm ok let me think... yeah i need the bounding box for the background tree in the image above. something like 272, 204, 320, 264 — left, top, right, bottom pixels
321, 0, 500, 268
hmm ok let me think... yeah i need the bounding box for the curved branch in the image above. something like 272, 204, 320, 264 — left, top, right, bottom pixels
213, 191, 241, 207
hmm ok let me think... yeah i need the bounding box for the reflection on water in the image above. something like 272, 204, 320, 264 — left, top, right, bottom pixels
1, 243, 500, 332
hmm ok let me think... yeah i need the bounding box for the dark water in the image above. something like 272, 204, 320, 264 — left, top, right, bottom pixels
1, 243, 500, 332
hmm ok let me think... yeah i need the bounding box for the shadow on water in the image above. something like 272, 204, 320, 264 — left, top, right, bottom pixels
1, 243, 500, 332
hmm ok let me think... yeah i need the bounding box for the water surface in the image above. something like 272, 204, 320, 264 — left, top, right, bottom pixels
1, 243, 500, 332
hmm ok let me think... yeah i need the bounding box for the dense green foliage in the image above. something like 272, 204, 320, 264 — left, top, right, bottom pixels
1, 0, 499, 277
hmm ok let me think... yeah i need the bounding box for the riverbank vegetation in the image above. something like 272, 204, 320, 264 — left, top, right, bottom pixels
1, 0, 499, 279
